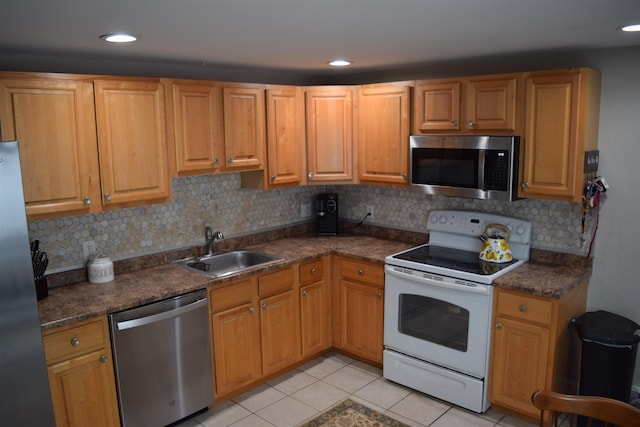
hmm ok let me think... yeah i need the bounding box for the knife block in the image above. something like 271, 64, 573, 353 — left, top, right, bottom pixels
35, 276, 48, 300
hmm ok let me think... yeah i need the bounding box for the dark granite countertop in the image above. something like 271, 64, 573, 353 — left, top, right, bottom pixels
38, 234, 591, 330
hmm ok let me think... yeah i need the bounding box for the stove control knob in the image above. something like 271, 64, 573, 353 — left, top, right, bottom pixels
516, 225, 526, 235
430, 215, 438, 224
439, 215, 447, 224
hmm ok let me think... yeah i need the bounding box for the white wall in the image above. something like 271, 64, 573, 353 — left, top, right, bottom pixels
586, 47, 640, 390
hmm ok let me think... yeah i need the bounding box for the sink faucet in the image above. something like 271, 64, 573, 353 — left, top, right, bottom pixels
205, 226, 224, 256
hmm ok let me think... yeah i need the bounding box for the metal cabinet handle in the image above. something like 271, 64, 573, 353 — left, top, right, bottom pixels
496, 323, 503, 329
83, 197, 91, 206
519, 304, 527, 313
262, 303, 267, 310
302, 290, 308, 297
467, 120, 474, 127
308, 171, 314, 179
228, 157, 234, 163
213, 158, 219, 165
521, 182, 529, 189
100, 355, 108, 364
249, 307, 255, 314
311, 268, 317, 275
270, 176, 276, 182
104, 193, 111, 202
358, 269, 364, 276
71, 337, 80, 346
451, 120, 458, 127
377, 292, 383, 299
402, 173, 407, 180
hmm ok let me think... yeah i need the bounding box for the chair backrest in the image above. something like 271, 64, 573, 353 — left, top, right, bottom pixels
531, 389, 640, 427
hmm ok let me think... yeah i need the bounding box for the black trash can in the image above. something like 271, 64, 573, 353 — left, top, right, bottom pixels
574, 311, 639, 427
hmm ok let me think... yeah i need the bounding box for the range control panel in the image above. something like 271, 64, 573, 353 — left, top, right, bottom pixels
427, 210, 532, 244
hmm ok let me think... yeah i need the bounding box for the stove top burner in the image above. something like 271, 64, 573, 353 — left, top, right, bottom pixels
392, 245, 519, 276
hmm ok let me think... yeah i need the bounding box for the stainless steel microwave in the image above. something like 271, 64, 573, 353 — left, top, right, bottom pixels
410, 135, 520, 201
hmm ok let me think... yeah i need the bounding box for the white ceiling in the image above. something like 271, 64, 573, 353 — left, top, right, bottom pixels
2, 0, 640, 81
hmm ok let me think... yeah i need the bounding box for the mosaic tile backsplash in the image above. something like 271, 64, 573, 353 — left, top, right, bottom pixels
29, 173, 596, 272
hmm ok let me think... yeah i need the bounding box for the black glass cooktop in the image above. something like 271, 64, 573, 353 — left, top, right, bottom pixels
392, 245, 518, 276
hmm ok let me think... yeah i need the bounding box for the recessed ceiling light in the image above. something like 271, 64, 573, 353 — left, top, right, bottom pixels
328, 59, 352, 67
100, 33, 138, 43
619, 24, 640, 32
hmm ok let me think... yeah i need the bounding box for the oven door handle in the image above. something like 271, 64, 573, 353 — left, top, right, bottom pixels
385, 265, 491, 295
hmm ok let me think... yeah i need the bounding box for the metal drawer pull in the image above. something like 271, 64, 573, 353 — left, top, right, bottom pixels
262, 303, 267, 310
100, 355, 108, 364
311, 268, 317, 274
249, 307, 255, 313
302, 290, 307, 297
519, 304, 527, 313
496, 323, 503, 329
358, 269, 364, 276
71, 337, 80, 346
377, 292, 382, 299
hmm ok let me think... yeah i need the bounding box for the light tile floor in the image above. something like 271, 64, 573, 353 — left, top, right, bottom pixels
176, 352, 538, 427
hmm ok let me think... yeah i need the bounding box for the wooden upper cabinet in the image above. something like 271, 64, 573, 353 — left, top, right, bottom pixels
167, 80, 223, 175
222, 84, 265, 170
521, 68, 601, 202
467, 75, 521, 132
305, 86, 355, 183
0, 75, 101, 219
414, 74, 522, 135
358, 82, 412, 186
94, 79, 170, 206
414, 79, 462, 132
264, 85, 304, 188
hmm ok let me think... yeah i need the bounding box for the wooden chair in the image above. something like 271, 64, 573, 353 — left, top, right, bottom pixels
531, 389, 640, 427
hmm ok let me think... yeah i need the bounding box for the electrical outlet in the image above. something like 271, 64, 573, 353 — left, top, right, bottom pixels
367, 205, 375, 220
301, 202, 311, 218
82, 240, 97, 261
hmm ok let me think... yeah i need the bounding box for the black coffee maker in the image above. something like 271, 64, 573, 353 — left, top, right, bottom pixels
316, 193, 338, 235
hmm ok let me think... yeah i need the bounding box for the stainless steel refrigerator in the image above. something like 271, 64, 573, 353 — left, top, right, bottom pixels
0, 140, 55, 425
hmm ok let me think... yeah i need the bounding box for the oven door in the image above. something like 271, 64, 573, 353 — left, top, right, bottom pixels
384, 265, 493, 378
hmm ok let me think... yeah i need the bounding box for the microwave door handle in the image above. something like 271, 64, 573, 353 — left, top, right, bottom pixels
385, 266, 491, 295
478, 149, 486, 191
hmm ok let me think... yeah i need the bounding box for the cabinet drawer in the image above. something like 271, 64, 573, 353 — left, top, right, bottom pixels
259, 266, 294, 297
340, 258, 384, 285
299, 259, 324, 285
496, 291, 553, 325
210, 278, 255, 312
43, 317, 107, 364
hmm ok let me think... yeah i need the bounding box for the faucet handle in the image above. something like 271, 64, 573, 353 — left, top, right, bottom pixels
215, 231, 224, 240
205, 226, 213, 241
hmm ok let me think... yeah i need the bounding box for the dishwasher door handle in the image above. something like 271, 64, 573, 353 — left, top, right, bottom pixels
115, 297, 208, 331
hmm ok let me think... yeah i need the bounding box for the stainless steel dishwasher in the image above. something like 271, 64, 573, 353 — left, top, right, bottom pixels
110, 289, 213, 427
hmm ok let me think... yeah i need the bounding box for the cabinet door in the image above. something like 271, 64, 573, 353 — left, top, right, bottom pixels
414, 80, 461, 132
0, 77, 101, 218
94, 79, 170, 206
358, 83, 411, 186
521, 72, 580, 200
222, 85, 265, 170
47, 350, 119, 427
169, 81, 223, 174
467, 75, 519, 132
305, 87, 354, 182
211, 302, 262, 397
300, 280, 331, 357
340, 280, 384, 364
489, 316, 550, 418
260, 290, 301, 375
265, 85, 304, 187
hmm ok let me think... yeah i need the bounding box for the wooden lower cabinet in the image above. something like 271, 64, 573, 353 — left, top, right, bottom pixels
488, 280, 588, 423
299, 257, 331, 357
333, 256, 384, 365
42, 316, 119, 427
210, 265, 303, 399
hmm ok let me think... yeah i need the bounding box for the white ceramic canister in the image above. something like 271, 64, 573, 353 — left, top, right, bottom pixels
87, 254, 115, 283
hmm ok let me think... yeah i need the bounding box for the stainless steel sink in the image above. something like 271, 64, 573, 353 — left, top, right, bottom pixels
172, 250, 283, 278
